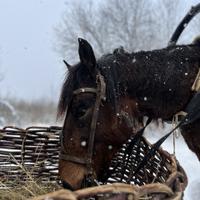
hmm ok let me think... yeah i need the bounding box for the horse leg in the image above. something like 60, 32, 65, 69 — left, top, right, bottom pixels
181, 119, 200, 161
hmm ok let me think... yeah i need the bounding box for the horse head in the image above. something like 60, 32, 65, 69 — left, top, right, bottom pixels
57, 38, 142, 190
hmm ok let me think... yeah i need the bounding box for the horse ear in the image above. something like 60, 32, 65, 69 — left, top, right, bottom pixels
63, 60, 72, 70
78, 38, 97, 74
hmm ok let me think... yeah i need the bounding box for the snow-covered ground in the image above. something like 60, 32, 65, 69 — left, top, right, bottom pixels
145, 124, 200, 200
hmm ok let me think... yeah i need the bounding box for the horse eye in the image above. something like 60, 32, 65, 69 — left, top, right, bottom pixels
72, 103, 90, 119
77, 108, 88, 118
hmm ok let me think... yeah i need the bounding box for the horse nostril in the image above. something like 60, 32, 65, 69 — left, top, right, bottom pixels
62, 180, 75, 191
81, 175, 97, 188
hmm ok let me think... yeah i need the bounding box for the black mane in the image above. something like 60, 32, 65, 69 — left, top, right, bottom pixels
57, 64, 78, 118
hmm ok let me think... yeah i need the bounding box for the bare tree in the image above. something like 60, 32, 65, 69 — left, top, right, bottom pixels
154, 0, 181, 46
55, 0, 181, 62
55, 0, 157, 61
99, 0, 157, 51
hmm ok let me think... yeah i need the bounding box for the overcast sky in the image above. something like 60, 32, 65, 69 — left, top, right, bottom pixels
0, 0, 199, 102
0, 0, 66, 102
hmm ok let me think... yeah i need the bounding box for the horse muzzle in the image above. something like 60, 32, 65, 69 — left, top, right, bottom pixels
62, 180, 75, 191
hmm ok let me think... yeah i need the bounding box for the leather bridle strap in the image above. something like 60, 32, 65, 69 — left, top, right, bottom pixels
73, 87, 97, 96
86, 73, 106, 173
60, 130, 89, 164
59, 71, 106, 175
59, 154, 89, 165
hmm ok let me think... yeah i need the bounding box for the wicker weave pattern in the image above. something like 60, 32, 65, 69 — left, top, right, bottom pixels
107, 137, 175, 185
0, 126, 62, 185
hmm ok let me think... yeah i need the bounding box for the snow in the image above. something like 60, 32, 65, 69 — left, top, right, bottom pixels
145, 124, 200, 200
144, 97, 148, 101
0, 99, 19, 127
184, 23, 188, 28
132, 58, 136, 63
81, 141, 87, 147
0, 100, 17, 118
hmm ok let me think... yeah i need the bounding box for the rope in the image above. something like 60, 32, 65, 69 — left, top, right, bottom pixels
172, 111, 187, 155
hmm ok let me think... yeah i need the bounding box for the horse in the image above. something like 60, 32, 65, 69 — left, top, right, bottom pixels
57, 37, 200, 190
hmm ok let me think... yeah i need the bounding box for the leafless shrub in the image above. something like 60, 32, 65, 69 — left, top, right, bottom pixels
55, 0, 183, 63
4, 98, 59, 127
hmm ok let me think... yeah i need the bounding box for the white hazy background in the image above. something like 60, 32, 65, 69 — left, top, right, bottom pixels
0, 0, 199, 199
0, 0, 66, 101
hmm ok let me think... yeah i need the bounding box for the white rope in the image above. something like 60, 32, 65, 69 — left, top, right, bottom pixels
172, 111, 187, 155
172, 116, 177, 155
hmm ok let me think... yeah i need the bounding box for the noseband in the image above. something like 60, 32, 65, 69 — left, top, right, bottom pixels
60, 71, 106, 187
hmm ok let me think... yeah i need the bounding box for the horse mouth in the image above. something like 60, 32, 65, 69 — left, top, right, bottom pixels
59, 159, 90, 190
62, 180, 75, 191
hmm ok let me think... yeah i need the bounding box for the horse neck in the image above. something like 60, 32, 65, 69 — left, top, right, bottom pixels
99, 50, 134, 84
100, 47, 200, 120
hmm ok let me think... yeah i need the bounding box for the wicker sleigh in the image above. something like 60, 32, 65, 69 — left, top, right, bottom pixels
0, 126, 187, 199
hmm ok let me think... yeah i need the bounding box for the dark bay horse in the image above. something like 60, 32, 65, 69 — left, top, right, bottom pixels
58, 38, 200, 190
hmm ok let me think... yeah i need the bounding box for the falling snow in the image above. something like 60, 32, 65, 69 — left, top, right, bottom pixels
132, 58, 136, 63
184, 23, 188, 28
81, 141, 87, 147
144, 97, 148, 101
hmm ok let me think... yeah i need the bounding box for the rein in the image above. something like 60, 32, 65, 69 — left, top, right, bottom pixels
60, 71, 106, 186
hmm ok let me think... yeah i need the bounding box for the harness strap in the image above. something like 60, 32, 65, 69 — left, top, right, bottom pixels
73, 88, 97, 96
86, 73, 106, 173
59, 128, 91, 165
59, 154, 89, 165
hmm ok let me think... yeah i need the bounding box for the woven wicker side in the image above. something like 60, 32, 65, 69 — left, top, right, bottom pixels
104, 136, 187, 190
31, 182, 182, 200
0, 126, 61, 186
31, 158, 187, 200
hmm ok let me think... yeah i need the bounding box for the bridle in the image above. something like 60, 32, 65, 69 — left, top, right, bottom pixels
59, 71, 106, 188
